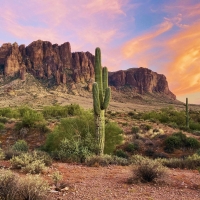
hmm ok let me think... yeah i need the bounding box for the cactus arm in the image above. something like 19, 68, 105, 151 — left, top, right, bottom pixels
102, 87, 111, 110
92, 82, 101, 115
185, 97, 189, 128
102, 67, 108, 95
95, 48, 103, 105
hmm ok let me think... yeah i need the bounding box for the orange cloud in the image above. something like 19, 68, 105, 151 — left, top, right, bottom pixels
122, 20, 173, 67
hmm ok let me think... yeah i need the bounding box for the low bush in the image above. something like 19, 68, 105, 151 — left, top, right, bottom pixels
0, 117, 8, 124
164, 132, 200, 153
12, 140, 29, 152
85, 154, 129, 167
125, 143, 138, 153
159, 154, 200, 169
10, 151, 49, 174
133, 158, 166, 182
0, 122, 5, 131
115, 149, 128, 158
131, 126, 139, 134
17, 175, 49, 200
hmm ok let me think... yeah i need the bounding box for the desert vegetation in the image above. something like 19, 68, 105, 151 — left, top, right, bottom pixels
0, 101, 199, 198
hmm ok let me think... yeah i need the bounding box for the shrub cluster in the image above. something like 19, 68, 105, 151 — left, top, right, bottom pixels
10, 151, 52, 174
0, 169, 49, 200
164, 132, 200, 153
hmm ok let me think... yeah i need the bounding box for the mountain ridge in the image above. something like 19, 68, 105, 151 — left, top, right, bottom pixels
0, 40, 176, 100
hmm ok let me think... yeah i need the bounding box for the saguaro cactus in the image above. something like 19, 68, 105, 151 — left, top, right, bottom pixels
92, 47, 111, 155
185, 98, 189, 128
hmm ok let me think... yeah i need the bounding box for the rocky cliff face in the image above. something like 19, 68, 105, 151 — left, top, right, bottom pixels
0, 40, 176, 100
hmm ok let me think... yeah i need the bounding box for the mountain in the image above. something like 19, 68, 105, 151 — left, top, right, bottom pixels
0, 40, 176, 100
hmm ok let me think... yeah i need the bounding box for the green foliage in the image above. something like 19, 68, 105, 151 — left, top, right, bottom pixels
12, 140, 28, 152
85, 154, 129, 166
164, 132, 200, 153
45, 111, 97, 162
104, 122, 123, 154
115, 149, 128, 159
131, 126, 139, 134
159, 154, 200, 169
0, 107, 20, 118
125, 143, 138, 153
42, 104, 82, 119
0, 122, 5, 131
10, 151, 50, 174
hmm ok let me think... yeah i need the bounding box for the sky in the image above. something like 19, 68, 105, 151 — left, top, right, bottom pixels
0, 0, 200, 104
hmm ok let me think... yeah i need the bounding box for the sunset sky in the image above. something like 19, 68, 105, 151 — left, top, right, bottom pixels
0, 0, 200, 104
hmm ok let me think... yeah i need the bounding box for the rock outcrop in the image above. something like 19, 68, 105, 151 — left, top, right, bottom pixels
0, 40, 176, 100
109, 68, 176, 99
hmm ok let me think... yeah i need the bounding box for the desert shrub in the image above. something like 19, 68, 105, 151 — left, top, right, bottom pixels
145, 148, 155, 157
0, 117, 8, 124
45, 111, 123, 161
12, 140, 29, 152
85, 154, 129, 167
0, 122, 5, 131
185, 137, 200, 149
115, 149, 128, 158
196, 149, 200, 155
4, 148, 22, 160
0, 169, 19, 200
133, 158, 166, 182
160, 154, 200, 169
0, 148, 4, 160
10, 151, 48, 174
52, 171, 63, 188
131, 126, 139, 134
189, 120, 200, 131
125, 143, 138, 153
17, 175, 49, 200
104, 121, 123, 154
33, 150, 52, 166
164, 132, 200, 153
131, 154, 149, 164
42, 104, 82, 119
0, 107, 20, 118
52, 138, 91, 163
141, 124, 152, 131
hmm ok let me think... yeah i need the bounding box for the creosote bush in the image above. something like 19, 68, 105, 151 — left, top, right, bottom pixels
131, 126, 139, 134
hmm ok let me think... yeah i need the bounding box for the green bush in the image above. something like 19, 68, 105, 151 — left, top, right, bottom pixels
164, 132, 200, 153
45, 110, 123, 161
0, 107, 20, 118
10, 151, 49, 174
42, 104, 82, 119
0, 148, 4, 160
115, 149, 128, 159
0, 122, 5, 131
12, 140, 29, 152
0, 117, 8, 124
125, 143, 138, 153
104, 121, 123, 154
131, 126, 139, 134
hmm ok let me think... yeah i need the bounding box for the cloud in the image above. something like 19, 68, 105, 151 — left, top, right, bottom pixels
122, 20, 173, 67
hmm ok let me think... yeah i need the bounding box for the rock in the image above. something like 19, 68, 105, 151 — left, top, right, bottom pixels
109, 67, 176, 99
0, 40, 176, 100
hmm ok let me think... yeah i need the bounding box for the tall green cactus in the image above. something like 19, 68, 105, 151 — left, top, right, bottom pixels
185, 97, 189, 128
92, 47, 111, 155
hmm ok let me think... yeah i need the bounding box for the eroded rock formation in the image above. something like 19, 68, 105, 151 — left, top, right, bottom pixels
0, 40, 176, 99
